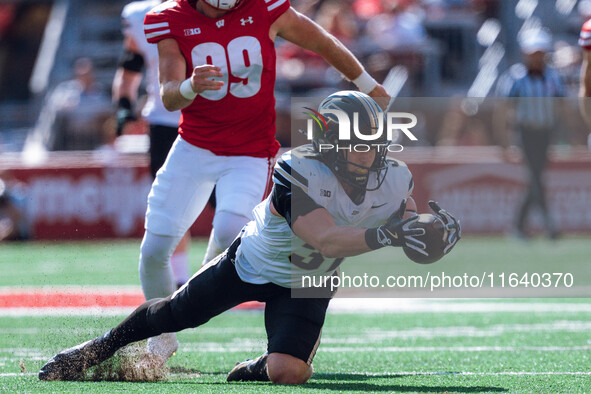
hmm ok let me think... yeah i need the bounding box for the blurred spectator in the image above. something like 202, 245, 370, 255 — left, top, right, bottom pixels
365, 0, 427, 50
0, 3, 50, 101
0, 177, 28, 241
353, 0, 383, 21
276, 0, 359, 90
437, 100, 491, 146
315, 0, 359, 45
33, 57, 112, 151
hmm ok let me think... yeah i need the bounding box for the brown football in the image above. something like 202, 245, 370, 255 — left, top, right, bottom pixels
403, 213, 447, 264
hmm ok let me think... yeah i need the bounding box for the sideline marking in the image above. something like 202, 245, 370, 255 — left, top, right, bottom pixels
2, 288, 591, 315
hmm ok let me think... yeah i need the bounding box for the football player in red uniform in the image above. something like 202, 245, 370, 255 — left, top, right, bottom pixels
138, 0, 388, 366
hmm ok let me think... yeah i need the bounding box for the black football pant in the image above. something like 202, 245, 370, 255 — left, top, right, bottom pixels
149, 124, 178, 179
106, 238, 330, 364
516, 128, 554, 234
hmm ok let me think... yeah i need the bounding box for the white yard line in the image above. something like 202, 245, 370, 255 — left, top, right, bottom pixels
320, 345, 591, 352
178, 343, 591, 353
2, 371, 591, 378
328, 298, 591, 313
318, 371, 591, 376
0, 285, 142, 294
0, 307, 135, 317
0, 373, 37, 377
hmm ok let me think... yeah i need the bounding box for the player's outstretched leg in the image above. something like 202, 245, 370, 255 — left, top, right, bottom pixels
39, 331, 117, 381
39, 296, 180, 381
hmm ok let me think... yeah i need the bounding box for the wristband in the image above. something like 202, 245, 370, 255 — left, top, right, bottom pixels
179, 78, 198, 100
117, 97, 133, 111
365, 227, 387, 250
352, 70, 378, 94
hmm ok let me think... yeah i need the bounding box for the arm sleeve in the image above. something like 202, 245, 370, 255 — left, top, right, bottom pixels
118, 50, 145, 72
270, 184, 322, 228
265, 0, 290, 24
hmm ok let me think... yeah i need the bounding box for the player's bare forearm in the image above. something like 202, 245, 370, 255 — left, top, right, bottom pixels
272, 8, 364, 81
293, 197, 415, 257
291, 208, 371, 258
160, 80, 193, 111
157, 39, 191, 111
157, 39, 224, 111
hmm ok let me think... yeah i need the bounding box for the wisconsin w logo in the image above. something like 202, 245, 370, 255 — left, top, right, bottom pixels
216, 19, 225, 28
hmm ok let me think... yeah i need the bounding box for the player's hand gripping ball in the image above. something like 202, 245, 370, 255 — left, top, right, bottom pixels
403, 200, 461, 264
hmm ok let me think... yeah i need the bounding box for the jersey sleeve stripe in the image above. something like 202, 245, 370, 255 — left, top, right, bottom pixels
276, 160, 308, 187
581, 31, 591, 39
144, 22, 169, 29
267, 0, 288, 11
146, 29, 171, 39
274, 166, 309, 193
272, 171, 290, 188
580, 38, 591, 48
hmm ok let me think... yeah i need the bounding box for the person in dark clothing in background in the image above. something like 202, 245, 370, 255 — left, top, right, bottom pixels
495, 28, 562, 240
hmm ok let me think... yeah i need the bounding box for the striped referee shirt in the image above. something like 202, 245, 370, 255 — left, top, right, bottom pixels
496, 64, 564, 130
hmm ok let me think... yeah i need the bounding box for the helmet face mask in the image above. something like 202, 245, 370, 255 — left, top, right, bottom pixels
334, 146, 389, 191
202, 0, 243, 11
311, 91, 390, 193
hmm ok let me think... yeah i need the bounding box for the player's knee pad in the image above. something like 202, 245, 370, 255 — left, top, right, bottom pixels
139, 231, 179, 272
212, 211, 249, 250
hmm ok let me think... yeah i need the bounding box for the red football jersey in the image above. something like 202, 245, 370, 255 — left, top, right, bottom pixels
579, 19, 591, 50
144, 0, 290, 157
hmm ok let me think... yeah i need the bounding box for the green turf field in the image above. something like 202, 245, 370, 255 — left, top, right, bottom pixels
1, 237, 590, 392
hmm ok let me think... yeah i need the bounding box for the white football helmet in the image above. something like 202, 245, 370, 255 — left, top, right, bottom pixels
203, 0, 243, 10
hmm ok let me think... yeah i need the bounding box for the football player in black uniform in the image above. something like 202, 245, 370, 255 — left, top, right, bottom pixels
39, 91, 460, 384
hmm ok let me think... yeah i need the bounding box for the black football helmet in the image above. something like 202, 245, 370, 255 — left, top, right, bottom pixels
311, 90, 390, 192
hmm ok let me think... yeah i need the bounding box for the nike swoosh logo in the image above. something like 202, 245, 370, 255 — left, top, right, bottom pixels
371, 203, 388, 209
385, 229, 398, 239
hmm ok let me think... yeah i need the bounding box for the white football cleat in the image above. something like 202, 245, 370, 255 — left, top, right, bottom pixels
146, 332, 178, 362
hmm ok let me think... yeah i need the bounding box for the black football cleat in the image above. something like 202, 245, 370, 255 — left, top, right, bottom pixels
39, 331, 116, 381
227, 353, 269, 382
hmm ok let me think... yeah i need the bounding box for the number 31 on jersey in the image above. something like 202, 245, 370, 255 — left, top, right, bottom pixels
192, 36, 263, 101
